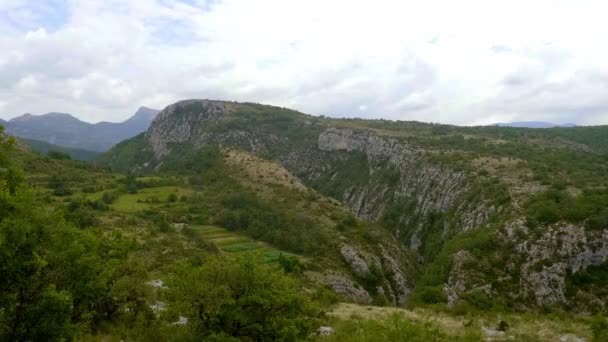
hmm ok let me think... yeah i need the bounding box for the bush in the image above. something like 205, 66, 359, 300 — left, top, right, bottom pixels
591, 315, 608, 342
322, 313, 457, 341
102, 191, 119, 204
167, 255, 322, 341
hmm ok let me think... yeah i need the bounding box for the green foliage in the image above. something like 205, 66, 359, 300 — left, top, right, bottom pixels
591, 315, 608, 342
162, 144, 222, 174
309, 151, 370, 200
98, 133, 154, 172
48, 150, 72, 160
102, 190, 119, 204
525, 188, 608, 229
410, 228, 499, 306
216, 190, 331, 255
167, 255, 322, 341
0, 135, 148, 340
319, 314, 463, 342
278, 253, 302, 274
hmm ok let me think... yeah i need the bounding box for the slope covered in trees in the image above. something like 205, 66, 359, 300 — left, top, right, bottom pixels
3, 98, 608, 341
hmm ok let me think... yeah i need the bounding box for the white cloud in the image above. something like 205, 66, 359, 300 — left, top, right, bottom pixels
0, 0, 607, 125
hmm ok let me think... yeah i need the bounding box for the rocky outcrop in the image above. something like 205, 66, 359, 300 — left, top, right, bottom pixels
317, 128, 468, 220
511, 222, 608, 306
311, 127, 500, 254
306, 271, 373, 304
148, 100, 236, 158
337, 241, 416, 305
442, 220, 608, 309
378, 244, 414, 305
443, 250, 474, 306
340, 243, 373, 278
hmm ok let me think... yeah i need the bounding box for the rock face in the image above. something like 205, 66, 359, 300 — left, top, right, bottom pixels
443, 220, 608, 309
306, 271, 373, 304
292, 127, 500, 253
336, 241, 416, 305
148, 100, 236, 158
513, 223, 608, 307
340, 244, 372, 278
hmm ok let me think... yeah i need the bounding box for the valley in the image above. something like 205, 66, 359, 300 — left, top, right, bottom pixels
1, 100, 608, 341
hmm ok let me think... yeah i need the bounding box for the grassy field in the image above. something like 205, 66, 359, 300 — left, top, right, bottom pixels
327, 303, 593, 341
191, 225, 292, 263
111, 186, 191, 213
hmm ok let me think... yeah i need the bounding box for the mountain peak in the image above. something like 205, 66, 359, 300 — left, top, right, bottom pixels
123, 106, 160, 124
10, 112, 80, 123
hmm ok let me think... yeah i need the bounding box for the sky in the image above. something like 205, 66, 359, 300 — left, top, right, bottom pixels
0, 0, 607, 125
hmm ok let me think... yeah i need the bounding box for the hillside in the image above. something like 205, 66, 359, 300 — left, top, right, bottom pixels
104, 99, 608, 315
2, 103, 608, 340
18, 137, 100, 161
4, 106, 159, 151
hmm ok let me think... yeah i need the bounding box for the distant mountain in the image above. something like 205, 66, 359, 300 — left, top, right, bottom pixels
4, 106, 159, 151
492, 121, 577, 128
18, 137, 100, 161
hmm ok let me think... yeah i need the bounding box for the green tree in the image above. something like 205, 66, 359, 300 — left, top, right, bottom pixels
167, 255, 322, 341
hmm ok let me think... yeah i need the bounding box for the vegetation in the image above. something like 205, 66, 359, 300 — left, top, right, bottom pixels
4, 102, 608, 341
0, 126, 330, 340
19, 137, 100, 161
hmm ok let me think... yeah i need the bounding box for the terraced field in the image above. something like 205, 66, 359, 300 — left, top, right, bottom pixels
191, 225, 292, 263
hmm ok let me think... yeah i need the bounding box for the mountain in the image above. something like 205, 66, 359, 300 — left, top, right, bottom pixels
493, 121, 577, 128
4, 106, 159, 151
18, 137, 100, 161
103, 99, 608, 314
3, 99, 605, 340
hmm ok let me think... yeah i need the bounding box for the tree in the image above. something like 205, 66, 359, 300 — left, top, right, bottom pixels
0, 133, 144, 340
167, 255, 322, 341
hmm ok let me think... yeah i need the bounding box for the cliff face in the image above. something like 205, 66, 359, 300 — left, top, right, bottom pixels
105, 99, 608, 310
442, 222, 608, 310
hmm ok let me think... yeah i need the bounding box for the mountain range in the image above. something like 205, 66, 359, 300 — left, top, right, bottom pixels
492, 121, 577, 128
3, 98, 607, 340
2, 106, 159, 152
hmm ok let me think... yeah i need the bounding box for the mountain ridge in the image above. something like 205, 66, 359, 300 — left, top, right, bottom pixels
492, 121, 577, 128
3, 106, 160, 151
102, 99, 608, 312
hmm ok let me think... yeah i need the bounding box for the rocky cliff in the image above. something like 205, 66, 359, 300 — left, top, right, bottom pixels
103, 99, 608, 311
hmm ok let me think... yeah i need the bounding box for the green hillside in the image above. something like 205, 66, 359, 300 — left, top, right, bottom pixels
2, 101, 608, 341
19, 137, 101, 161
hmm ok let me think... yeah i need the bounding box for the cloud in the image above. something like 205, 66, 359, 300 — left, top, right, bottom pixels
0, 0, 607, 125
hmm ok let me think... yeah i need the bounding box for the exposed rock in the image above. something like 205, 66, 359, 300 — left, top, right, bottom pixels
378, 244, 414, 305
559, 334, 586, 342
147, 279, 166, 289
306, 271, 373, 304
340, 244, 371, 278
481, 327, 507, 341
317, 326, 335, 336
444, 250, 474, 306
172, 316, 189, 326
515, 223, 608, 306
150, 301, 166, 313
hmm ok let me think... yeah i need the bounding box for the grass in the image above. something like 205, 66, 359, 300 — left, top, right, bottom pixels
189, 225, 293, 263
111, 186, 190, 213
327, 303, 593, 342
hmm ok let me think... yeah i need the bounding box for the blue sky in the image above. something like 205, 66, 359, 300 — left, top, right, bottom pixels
1, 0, 608, 125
